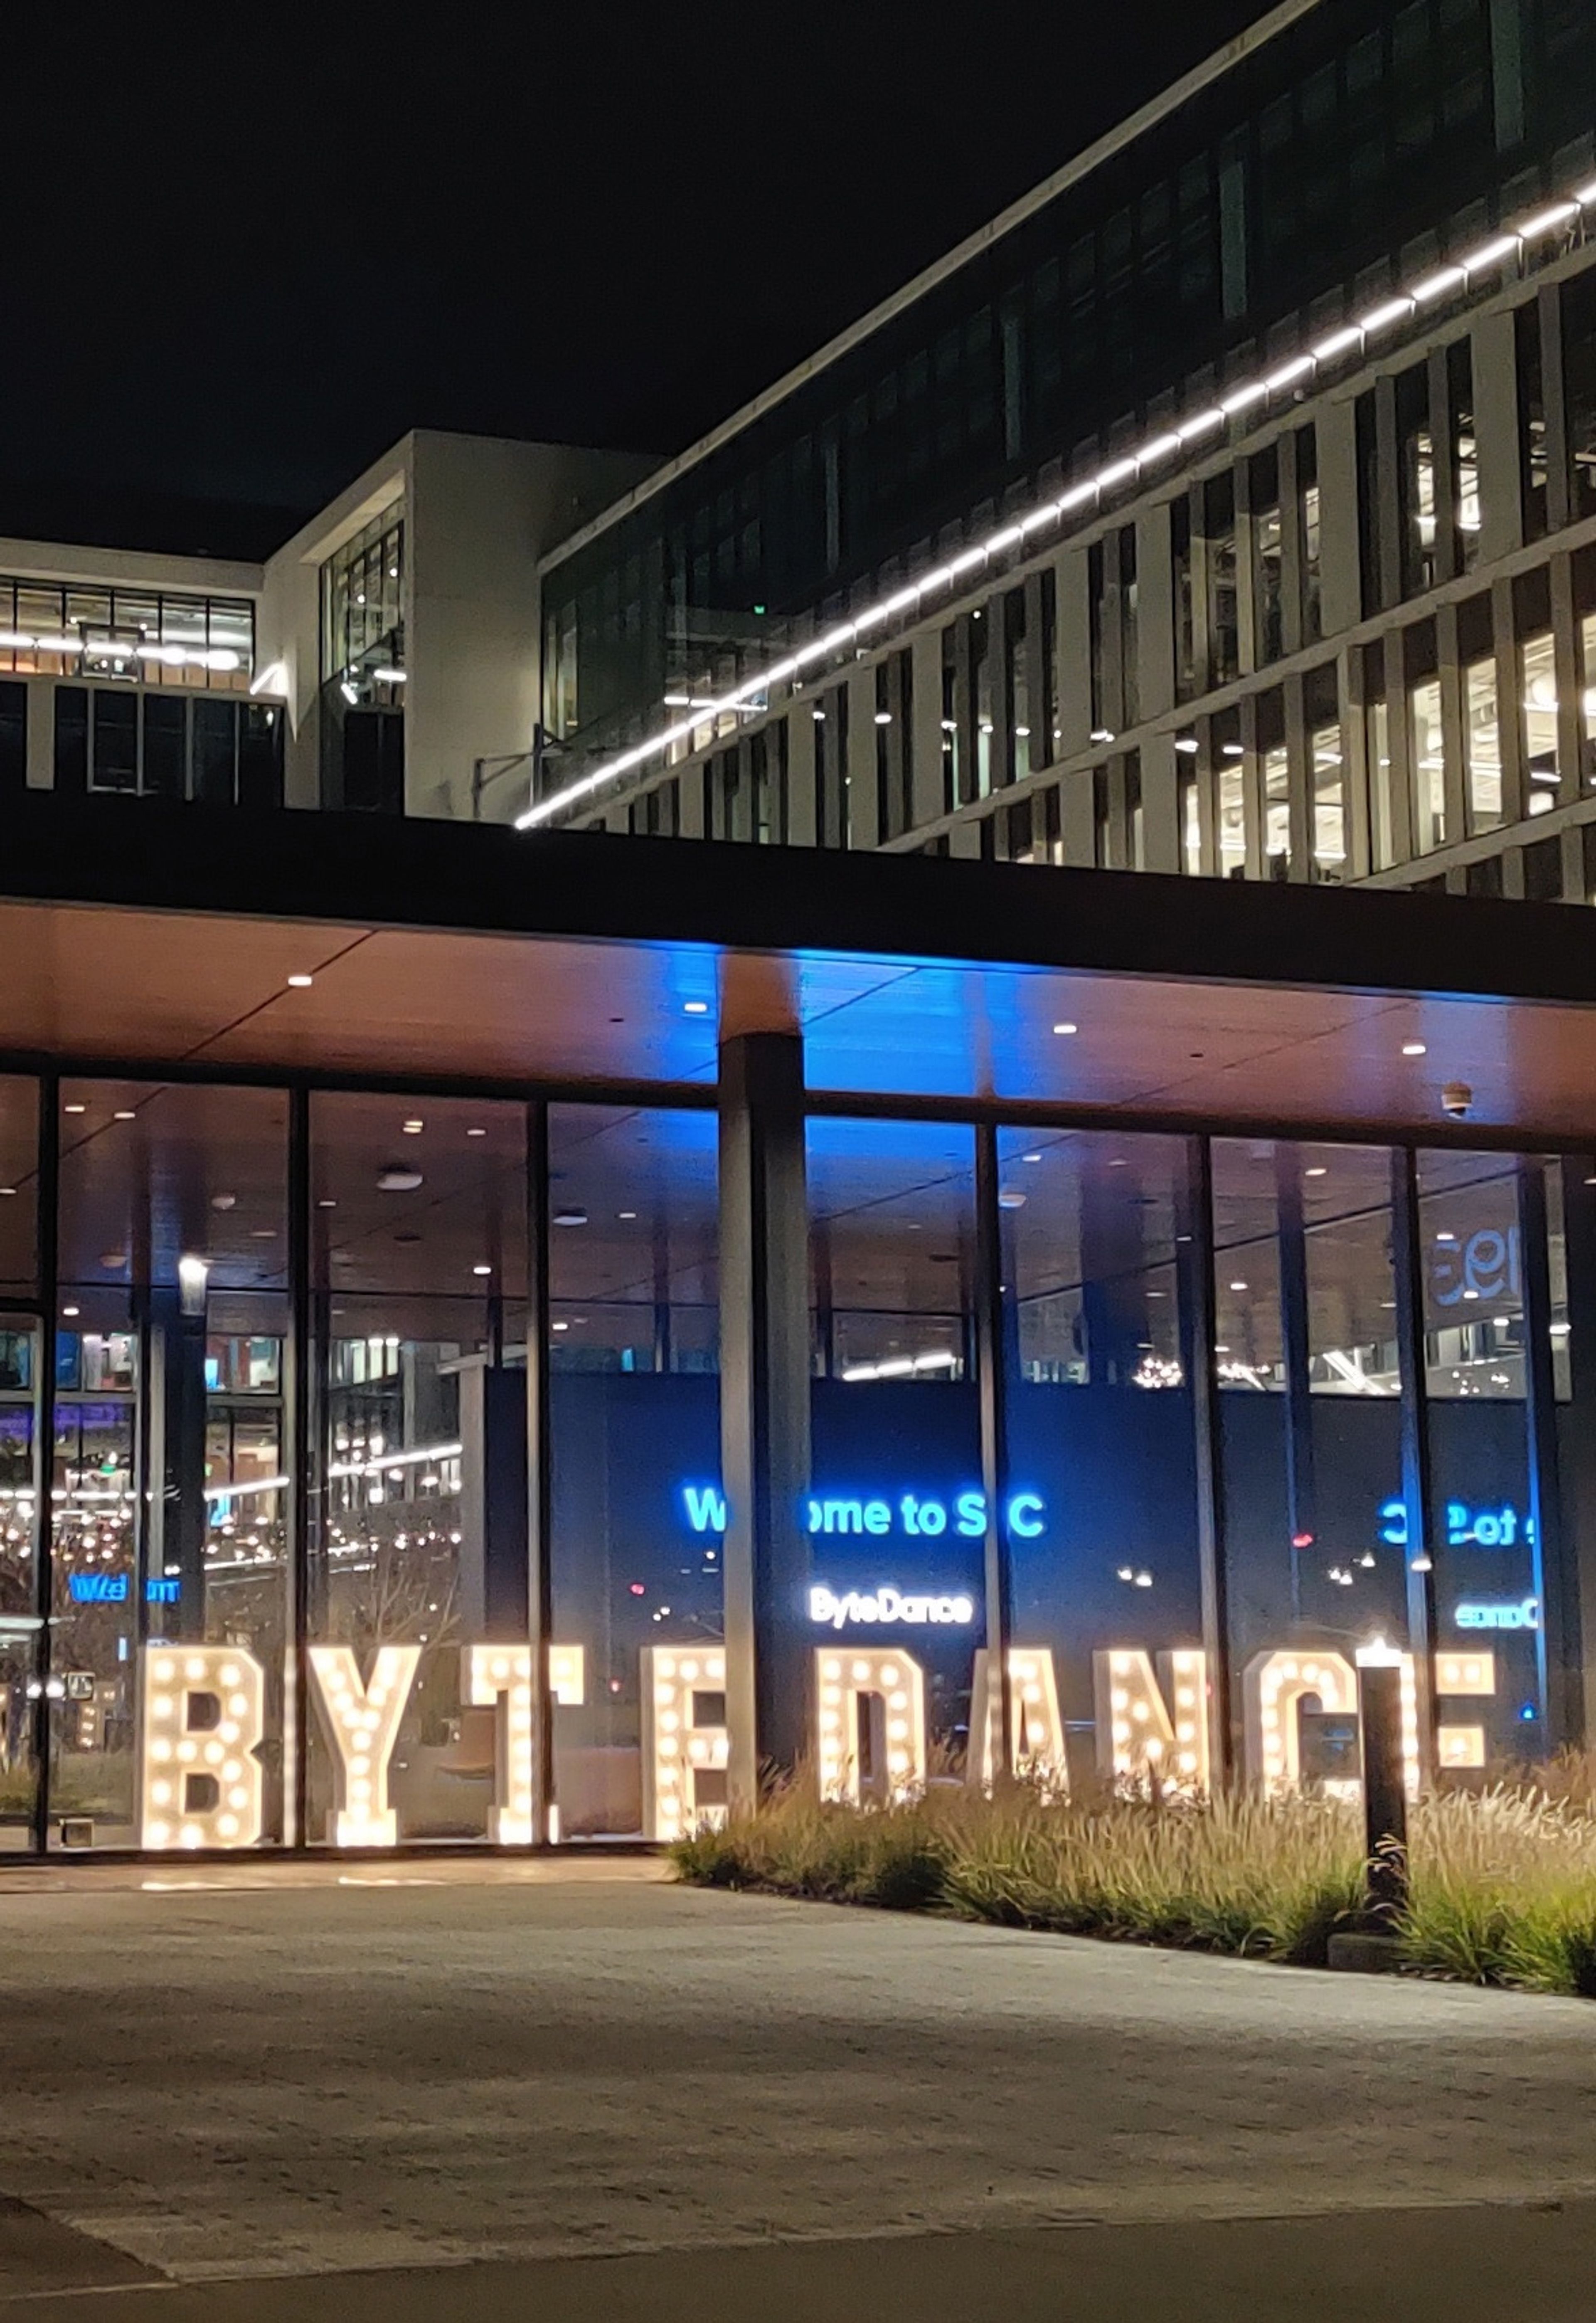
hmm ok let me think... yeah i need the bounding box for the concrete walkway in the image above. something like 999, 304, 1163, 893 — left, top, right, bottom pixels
0, 1863, 1593, 2314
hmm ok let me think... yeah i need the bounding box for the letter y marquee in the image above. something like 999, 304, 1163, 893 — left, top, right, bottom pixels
307, 1645, 420, 1845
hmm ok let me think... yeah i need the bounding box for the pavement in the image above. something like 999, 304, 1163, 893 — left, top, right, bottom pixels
0, 1857, 1593, 2317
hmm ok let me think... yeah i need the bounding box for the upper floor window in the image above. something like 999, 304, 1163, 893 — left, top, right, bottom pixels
321, 503, 404, 690
0, 577, 253, 692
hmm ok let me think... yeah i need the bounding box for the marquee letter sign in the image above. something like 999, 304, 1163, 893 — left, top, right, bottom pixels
815, 1649, 926, 1803
307, 1644, 420, 1845
968, 1647, 1068, 1793
140, 1646, 266, 1850
641, 1647, 729, 1842
1093, 1649, 1210, 1795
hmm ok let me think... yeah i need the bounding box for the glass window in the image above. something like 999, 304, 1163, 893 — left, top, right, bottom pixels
1522, 630, 1560, 809
1251, 449, 1284, 666
1307, 665, 1345, 881
1000, 1130, 1200, 1790
1299, 427, 1323, 646
1464, 653, 1502, 832
53, 1081, 290, 1850
1214, 707, 1245, 879
1419, 1152, 1544, 1765
1214, 1140, 1408, 1704
547, 1105, 718, 1840
808, 1119, 976, 1790
1260, 689, 1289, 878
1408, 623, 1446, 852
308, 1093, 525, 1847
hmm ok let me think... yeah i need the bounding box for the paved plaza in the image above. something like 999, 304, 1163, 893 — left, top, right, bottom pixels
0, 1858, 1594, 2316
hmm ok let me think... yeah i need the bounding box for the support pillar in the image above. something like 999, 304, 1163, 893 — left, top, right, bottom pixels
1391, 1147, 1439, 1783
719, 1028, 811, 1810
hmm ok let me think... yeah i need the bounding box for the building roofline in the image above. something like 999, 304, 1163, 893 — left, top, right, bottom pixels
1, 790, 1591, 1015
0, 535, 264, 597
539, 0, 1323, 577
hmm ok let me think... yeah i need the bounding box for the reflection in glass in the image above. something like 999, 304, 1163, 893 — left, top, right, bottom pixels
309, 1093, 526, 1845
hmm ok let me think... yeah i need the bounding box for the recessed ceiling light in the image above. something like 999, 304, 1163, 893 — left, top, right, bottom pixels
552, 1320, 570, 1332
618, 1210, 637, 1219
466, 1127, 487, 1138
99, 1252, 126, 1270
251, 1228, 277, 1240
211, 1193, 236, 1212
63, 1103, 85, 1115
553, 1208, 589, 1228
0, 1188, 14, 1197
473, 1264, 493, 1276
1022, 1152, 1043, 1163
1052, 1022, 1078, 1037
1305, 1166, 1328, 1177
113, 1110, 135, 1121
317, 1198, 337, 1209
402, 1118, 424, 1134
62, 1305, 79, 1319
1229, 1280, 1249, 1292
683, 1000, 710, 1015
378, 1167, 424, 1192
998, 1190, 1026, 1209
287, 974, 314, 989
1402, 1041, 1427, 1057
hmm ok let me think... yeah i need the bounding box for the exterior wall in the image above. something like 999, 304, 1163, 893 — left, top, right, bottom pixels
404, 434, 653, 822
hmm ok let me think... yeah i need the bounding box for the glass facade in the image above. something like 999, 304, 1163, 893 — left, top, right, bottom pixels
541, 0, 1592, 769
0, 1060, 1584, 1851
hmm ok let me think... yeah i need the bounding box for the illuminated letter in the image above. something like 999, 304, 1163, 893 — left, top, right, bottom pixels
308, 1643, 420, 1845
141, 1645, 266, 1850
642, 1647, 728, 1841
815, 1648, 926, 1803
968, 1647, 1067, 1793
1007, 1494, 1045, 1539
1244, 1650, 1358, 1796
461, 1642, 586, 1844
1093, 1648, 1210, 1793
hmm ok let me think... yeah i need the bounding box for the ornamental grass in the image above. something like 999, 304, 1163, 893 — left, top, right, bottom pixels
670, 1772, 1596, 1993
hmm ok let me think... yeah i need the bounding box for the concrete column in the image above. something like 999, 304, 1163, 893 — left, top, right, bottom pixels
910, 632, 946, 829
25, 681, 51, 789
785, 707, 818, 846
1317, 397, 1362, 639
1139, 730, 1181, 874
847, 669, 880, 848
719, 1023, 812, 1808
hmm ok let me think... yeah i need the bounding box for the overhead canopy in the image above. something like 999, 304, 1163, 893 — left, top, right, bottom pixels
4, 794, 1596, 1145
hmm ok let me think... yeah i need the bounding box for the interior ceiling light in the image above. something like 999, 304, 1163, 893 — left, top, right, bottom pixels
473, 1264, 493, 1276
401, 1118, 424, 1134
518, 180, 1593, 835
378, 1167, 424, 1192
683, 1000, 710, 1016
1402, 1041, 1428, 1057
287, 974, 314, 989
113, 1109, 135, 1121
1052, 1021, 1079, 1036
553, 1208, 589, 1228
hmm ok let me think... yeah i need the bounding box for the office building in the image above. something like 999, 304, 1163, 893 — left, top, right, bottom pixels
0, 0, 1591, 1857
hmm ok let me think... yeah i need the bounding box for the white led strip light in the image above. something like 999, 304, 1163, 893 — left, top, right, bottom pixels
519, 181, 1596, 832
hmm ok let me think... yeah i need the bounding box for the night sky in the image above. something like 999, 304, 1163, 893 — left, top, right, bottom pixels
5, 2, 1268, 559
